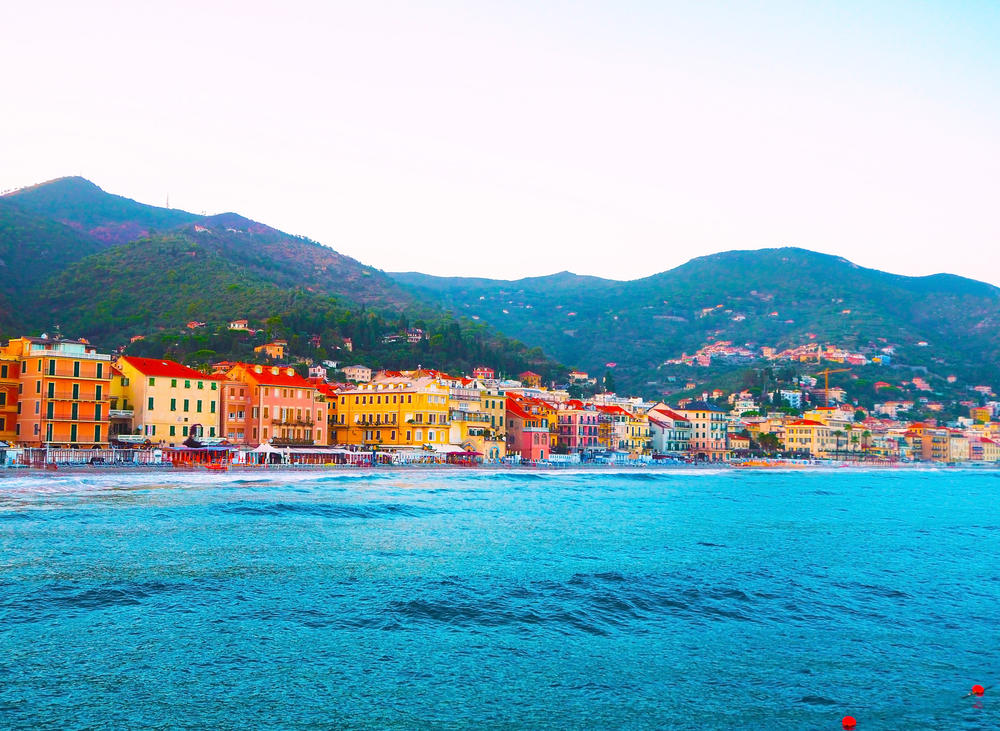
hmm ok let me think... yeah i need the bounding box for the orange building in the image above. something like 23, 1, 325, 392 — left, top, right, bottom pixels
224, 363, 328, 446
0, 353, 19, 443
253, 340, 287, 360
518, 371, 542, 388
2, 336, 112, 447
220, 378, 252, 445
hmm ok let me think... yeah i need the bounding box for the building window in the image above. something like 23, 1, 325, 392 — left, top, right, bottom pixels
170, 426, 176, 436
0, 365, 5, 378
196, 400, 203, 413
95, 385, 102, 400
48, 360, 56, 376
211, 382, 217, 391
170, 398, 177, 411
183, 399, 189, 412
94, 425, 101, 443
197, 381, 204, 390
148, 397, 154, 410
149, 377, 155, 386
182, 426, 189, 436
210, 401, 216, 414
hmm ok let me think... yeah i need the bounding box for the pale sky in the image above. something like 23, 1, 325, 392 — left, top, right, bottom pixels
2, 1, 998, 284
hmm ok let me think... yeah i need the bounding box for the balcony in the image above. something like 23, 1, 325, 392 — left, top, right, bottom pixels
44, 415, 110, 423
109, 409, 134, 419
450, 412, 491, 424
42, 392, 111, 401
271, 418, 315, 427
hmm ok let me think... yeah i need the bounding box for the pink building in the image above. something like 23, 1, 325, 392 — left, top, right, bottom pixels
224, 363, 328, 447
220, 378, 252, 444
557, 400, 600, 452
506, 396, 549, 461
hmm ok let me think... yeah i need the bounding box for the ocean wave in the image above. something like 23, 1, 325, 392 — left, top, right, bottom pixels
214, 501, 435, 519
381, 571, 764, 636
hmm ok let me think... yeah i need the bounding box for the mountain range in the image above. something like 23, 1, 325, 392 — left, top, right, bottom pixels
0, 177, 558, 379
392, 251, 1000, 394
3, 176, 999, 399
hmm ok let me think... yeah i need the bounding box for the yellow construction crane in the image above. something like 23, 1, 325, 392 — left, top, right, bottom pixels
813, 367, 851, 405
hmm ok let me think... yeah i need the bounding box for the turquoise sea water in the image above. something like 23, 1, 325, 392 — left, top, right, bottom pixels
0, 468, 998, 729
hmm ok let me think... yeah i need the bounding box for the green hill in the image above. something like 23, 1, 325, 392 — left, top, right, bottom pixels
1, 177, 415, 310
32, 232, 560, 379
392, 248, 1000, 396
2, 176, 198, 244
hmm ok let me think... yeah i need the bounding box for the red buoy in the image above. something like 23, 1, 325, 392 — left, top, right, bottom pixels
972, 684, 985, 696
842, 716, 857, 729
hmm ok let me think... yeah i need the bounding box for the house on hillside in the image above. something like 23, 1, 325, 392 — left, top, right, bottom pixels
254, 340, 287, 360
519, 371, 542, 388
228, 319, 250, 331
343, 365, 372, 383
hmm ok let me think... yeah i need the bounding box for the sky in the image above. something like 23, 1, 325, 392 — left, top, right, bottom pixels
2, 1, 999, 283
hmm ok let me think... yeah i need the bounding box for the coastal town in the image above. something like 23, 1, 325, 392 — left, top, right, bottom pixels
1, 330, 998, 469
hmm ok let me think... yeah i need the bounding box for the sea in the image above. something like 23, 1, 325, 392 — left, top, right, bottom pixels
0, 467, 997, 730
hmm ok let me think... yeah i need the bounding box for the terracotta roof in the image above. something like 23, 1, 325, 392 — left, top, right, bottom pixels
788, 419, 826, 426
119, 356, 214, 380
227, 363, 315, 388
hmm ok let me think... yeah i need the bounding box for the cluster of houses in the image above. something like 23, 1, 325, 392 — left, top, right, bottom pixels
2, 334, 999, 466
667, 339, 895, 367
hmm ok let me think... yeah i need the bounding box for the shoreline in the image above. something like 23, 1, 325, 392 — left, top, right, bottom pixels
2, 460, 997, 478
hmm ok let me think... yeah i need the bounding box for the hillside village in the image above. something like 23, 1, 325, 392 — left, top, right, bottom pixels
3, 325, 1000, 467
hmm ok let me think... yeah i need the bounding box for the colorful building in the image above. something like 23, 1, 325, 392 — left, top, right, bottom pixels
333, 375, 450, 448
225, 363, 328, 447
646, 404, 692, 455
116, 357, 222, 445
518, 371, 542, 388
254, 340, 287, 360
0, 353, 20, 444
2, 336, 112, 447
783, 419, 834, 458
506, 395, 549, 461
556, 400, 600, 453
677, 401, 729, 461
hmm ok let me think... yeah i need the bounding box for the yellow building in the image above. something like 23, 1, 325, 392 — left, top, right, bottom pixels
447, 378, 507, 460
333, 375, 451, 448
116, 356, 222, 445
783, 419, 834, 458
625, 410, 650, 453
254, 340, 287, 360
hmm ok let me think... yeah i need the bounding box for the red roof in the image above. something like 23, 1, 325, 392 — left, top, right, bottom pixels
227, 362, 315, 388
119, 356, 213, 380
789, 419, 826, 426
506, 396, 534, 420
649, 407, 688, 422
597, 404, 632, 416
